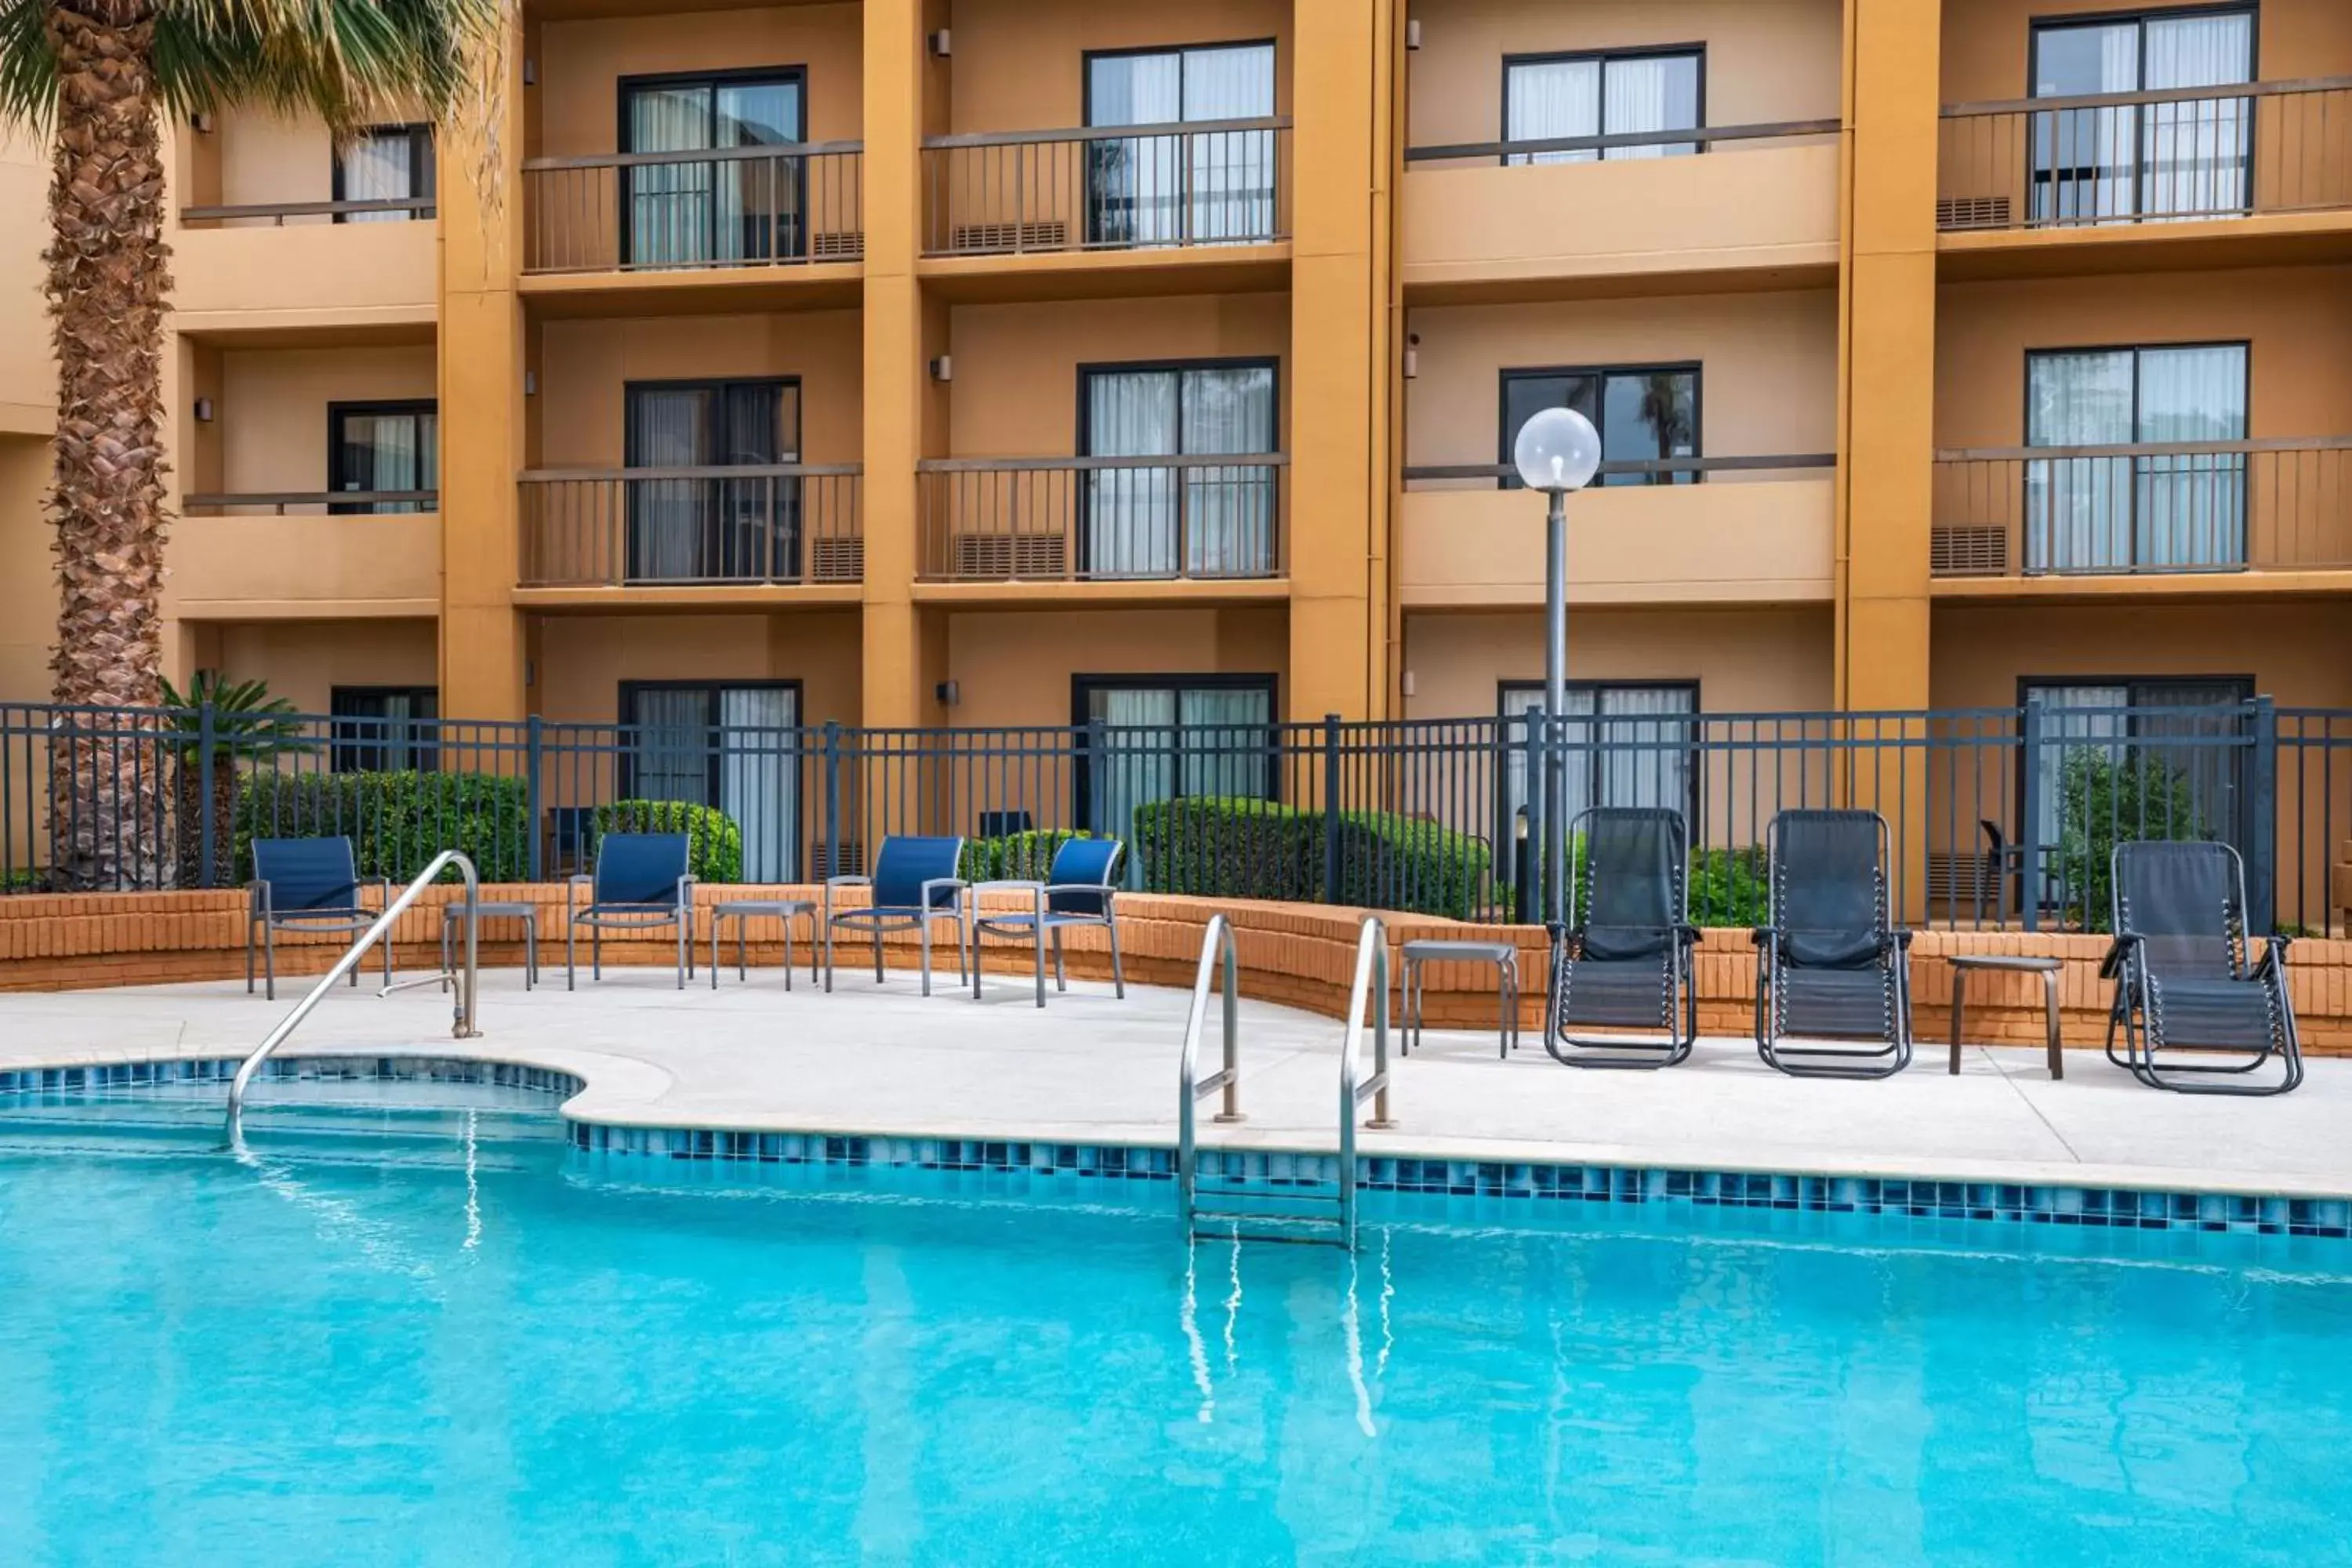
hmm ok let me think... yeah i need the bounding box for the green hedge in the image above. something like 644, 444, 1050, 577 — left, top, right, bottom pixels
960, 829, 1092, 884
592, 800, 744, 884
1131, 797, 1492, 919
232, 771, 530, 884
1559, 833, 1767, 927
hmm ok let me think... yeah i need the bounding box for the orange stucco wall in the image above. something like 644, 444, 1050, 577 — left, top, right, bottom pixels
943, 605, 1288, 728
183, 619, 440, 717
945, 0, 1292, 134
211, 347, 439, 496
531, 609, 865, 729
1402, 604, 1835, 720
1940, 0, 2352, 104
536, 3, 866, 158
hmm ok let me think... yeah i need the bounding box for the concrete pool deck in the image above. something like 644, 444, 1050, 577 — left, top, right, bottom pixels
0, 968, 2346, 1199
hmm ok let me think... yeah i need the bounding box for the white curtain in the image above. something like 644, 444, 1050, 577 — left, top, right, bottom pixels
1088, 53, 1184, 244
1598, 687, 1695, 811
628, 388, 708, 579
2032, 23, 2139, 223
339, 131, 413, 223
1091, 688, 1177, 865
1180, 365, 1276, 575
2136, 343, 2245, 568
2143, 13, 2252, 219
1085, 371, 1179, 576
337, 409, 434, 515
1506, 59, 1600, 165
1183, 43, 1276, 241
629, 87, 713, 267
632, 688, 713, 805
1601, 56, 1700, 161
720, 687, 798, 882
2027, 350, 2134, 571
1178, 687, 1271, 800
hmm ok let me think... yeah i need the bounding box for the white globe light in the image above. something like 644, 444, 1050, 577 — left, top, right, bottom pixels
1512, 406, 1602, 494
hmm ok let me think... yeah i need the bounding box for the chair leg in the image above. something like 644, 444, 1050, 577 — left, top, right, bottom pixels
567, 920, 576, 992
381, 921, 394, 993
246, 924, 256, 994
1034, 918, 1047, 1009
920, 917, 933, 998
2042, 969, 2063, 1080
1051, 928, 1067, 992
593, 924, 604, 982
823, 920, 835, 993
524, 922, 536, 991
872, 927, 884, 986
1108, 918, 1125, 1000
264, 921, 277, 1003
782, 925, 795, 993
674, 919, 686, 991
712, 917, 722, 991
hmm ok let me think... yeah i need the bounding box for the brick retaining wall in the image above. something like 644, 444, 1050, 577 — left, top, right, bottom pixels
5, 887, 2349, 1056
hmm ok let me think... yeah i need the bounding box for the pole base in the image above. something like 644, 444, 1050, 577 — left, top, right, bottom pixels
1363, 1118, 1399, 1131
1213, 1112, 1247, 1125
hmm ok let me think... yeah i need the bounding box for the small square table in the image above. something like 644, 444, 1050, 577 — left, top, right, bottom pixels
1400, 939, 1523, 1059
710, 898, 818, 989
1947, 953, 2066, 1080
440, 901, 540, 990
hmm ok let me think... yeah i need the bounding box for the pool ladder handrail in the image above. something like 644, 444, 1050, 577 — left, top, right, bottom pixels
224, 850, 485, 1142
1178, 913, 1397, 1250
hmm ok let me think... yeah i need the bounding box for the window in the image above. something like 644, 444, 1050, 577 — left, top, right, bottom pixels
1080, 360, 1277, 578
2030, 9, 2252, 223
621, 681, 801, 881
1499, 683, 1698, 843
2021, 677, 2252, 895
328, 401, 437, 516
1084, 42, 1276, 245
1074, 675, 1277, 877
624, 379, 800, 582
332, 125, 434, 222
620, 69, 806, 266
2025, 343, 2247, 571
1500, 365, 1699, 488
330, 687, 437, 774
1503, 49, 1700, 165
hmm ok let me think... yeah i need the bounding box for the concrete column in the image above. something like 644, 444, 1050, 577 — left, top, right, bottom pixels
437, 24, 530, 722
1285, 0, 1401, 723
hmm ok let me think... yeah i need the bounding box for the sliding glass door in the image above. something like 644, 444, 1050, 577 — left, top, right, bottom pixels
1503, 49, 1700, 165
625, 379, 800, 582
1086, 42, 1276, 245
1079, 677, 1275, 883
328, 401, 437, 515
2026, 343, 2245, 572
1083, 361, 1276, 578
623, 682, 800, 882
333, 125, 434, 221
1500, 684, 1698, 848
1501, 365, 1698, 488
622, 71, 804, 266
2031, 9, 2252, 225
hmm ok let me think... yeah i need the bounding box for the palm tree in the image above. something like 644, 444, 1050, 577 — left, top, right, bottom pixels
0, 0, 499, 888
158, 672, 308, 888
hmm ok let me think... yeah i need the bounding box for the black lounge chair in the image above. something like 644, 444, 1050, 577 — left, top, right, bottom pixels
1545, 808, 1699, 1069
1752, 808, 1914, 1079
823, 834, 969, 996
248, 837, 391, 1000
567, 831, 695, 989
2103, 840, 2303, 1096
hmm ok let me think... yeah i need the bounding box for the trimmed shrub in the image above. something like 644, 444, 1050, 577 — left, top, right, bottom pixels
592, 800, 744, 884
232, 771, 530, 884
1132, 796, 1493, 919
2053, 750, 2209, 933
1561, 833, 1767, 928
960, 829, 1091, 884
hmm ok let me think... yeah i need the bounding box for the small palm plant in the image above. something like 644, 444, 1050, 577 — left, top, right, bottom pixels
1, 0, 503, 887
158, 673, 309, 888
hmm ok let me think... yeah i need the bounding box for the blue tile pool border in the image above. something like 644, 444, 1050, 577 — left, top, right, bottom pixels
5, 1058, 2347, 1241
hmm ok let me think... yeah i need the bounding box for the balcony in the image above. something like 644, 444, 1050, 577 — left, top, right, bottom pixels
1936, 78, 2352, 275
1400, 122, 1842, 301
172, 198, 438, 327
517, 466, 862, 594
1929, 439, 2352, 589
171, 491, 442, 616
1398, 457, 1837, 608
519, 144, 864, 307
915, 456, 1286, 593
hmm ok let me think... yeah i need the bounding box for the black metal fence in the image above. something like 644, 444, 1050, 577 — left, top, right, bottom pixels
6, 699, 2347, 935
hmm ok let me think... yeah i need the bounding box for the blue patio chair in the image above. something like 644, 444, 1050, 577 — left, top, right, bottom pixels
248, 837, 392, 1001
823, 836, 968, 996
567, 832, 695, 989
967, 837, 1128, 1007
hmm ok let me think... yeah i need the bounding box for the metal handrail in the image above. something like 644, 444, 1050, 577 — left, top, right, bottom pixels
1936, 436, 2352, 462
924, 114, 1290, 151
224, 850, 484, 1142
180, 197, 437, 223
1337, 916, 1398, 1248
1177, 913, 1243, 1222
1406, 115, 1841, 162
183, 490, 439, 512
518, 462, 862, 483
1942, 74, 2352, 118
1404, 453, 1836, 483
523, 139, 865, 171
918, 452, 1290, 474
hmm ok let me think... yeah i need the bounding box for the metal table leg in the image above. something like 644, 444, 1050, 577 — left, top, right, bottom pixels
1948, 968, 1968, 1075
2042, 967, 2064, 1080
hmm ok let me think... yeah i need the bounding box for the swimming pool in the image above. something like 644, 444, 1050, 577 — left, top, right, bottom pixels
3, 1089, 2349, 1566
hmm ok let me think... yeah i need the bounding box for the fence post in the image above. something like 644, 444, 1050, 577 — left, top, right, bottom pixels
2247, 695, 2278, 935
2017, 694, 2043, 934
197, 699, 217, 889
1322, 713, 1342, 904
1515, 714, 1541, 927
822, 720, 842, 877
525, 714, 545, 883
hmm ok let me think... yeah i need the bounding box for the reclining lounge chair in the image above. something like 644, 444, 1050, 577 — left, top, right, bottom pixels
1545, 807, 1699, 1069
1752, 808, 1914, 1079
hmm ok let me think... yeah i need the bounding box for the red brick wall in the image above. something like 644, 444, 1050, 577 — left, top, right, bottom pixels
4, 886, 2347, 1055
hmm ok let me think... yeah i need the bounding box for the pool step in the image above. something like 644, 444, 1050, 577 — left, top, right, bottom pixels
1187, 1182, 1352, 1248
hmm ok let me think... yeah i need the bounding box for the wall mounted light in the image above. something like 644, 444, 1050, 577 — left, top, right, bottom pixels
928, 28, 951, 56
1405, 20, 1421, 49
928, 354, 953, 382
523, 370, 538, 396
935, 680, 960, 708
521, 57, 537, 85
1400, 670, 1417, 699
192, 397, 215, 423
1403, 349, 1417, 379
190, 111, 216, 134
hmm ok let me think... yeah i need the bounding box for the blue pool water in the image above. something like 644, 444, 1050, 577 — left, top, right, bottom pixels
3, 1091, 2350, 1567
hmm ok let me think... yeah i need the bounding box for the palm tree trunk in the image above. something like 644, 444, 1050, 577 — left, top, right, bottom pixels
42, 0, 172, 889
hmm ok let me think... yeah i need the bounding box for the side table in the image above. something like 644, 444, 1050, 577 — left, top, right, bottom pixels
1947, 953, 2065, 1079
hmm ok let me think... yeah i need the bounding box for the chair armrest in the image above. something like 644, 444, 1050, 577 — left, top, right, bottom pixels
1889, 927, 1915, 951
676, 874, 697, 913
1675, 924, 1703, 943
920, 876, 969, 913
1749, 927, 1776, 947
2097, 931, 2143, 980
2252, 932, 2294, 978
567, 873, 590, 919
248, 879, 270, 918
822, 874, 870, 922
972, 879, 1047, 898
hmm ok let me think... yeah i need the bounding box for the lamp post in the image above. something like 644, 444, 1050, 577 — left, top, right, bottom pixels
1512, 406, 1602, 927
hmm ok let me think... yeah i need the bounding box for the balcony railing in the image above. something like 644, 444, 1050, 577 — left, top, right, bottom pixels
521, 143, 863, 275
518, 466, 862, 587
1937, 77, 2352, 232
1403, 116, 1842, 167
921, 118, 1290, 256
916, 455, 1285, 582
179, 197, 437, 228
182, 489, 437, 516
1930, 439, 2352, 577
1403, 454, 1837, 488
